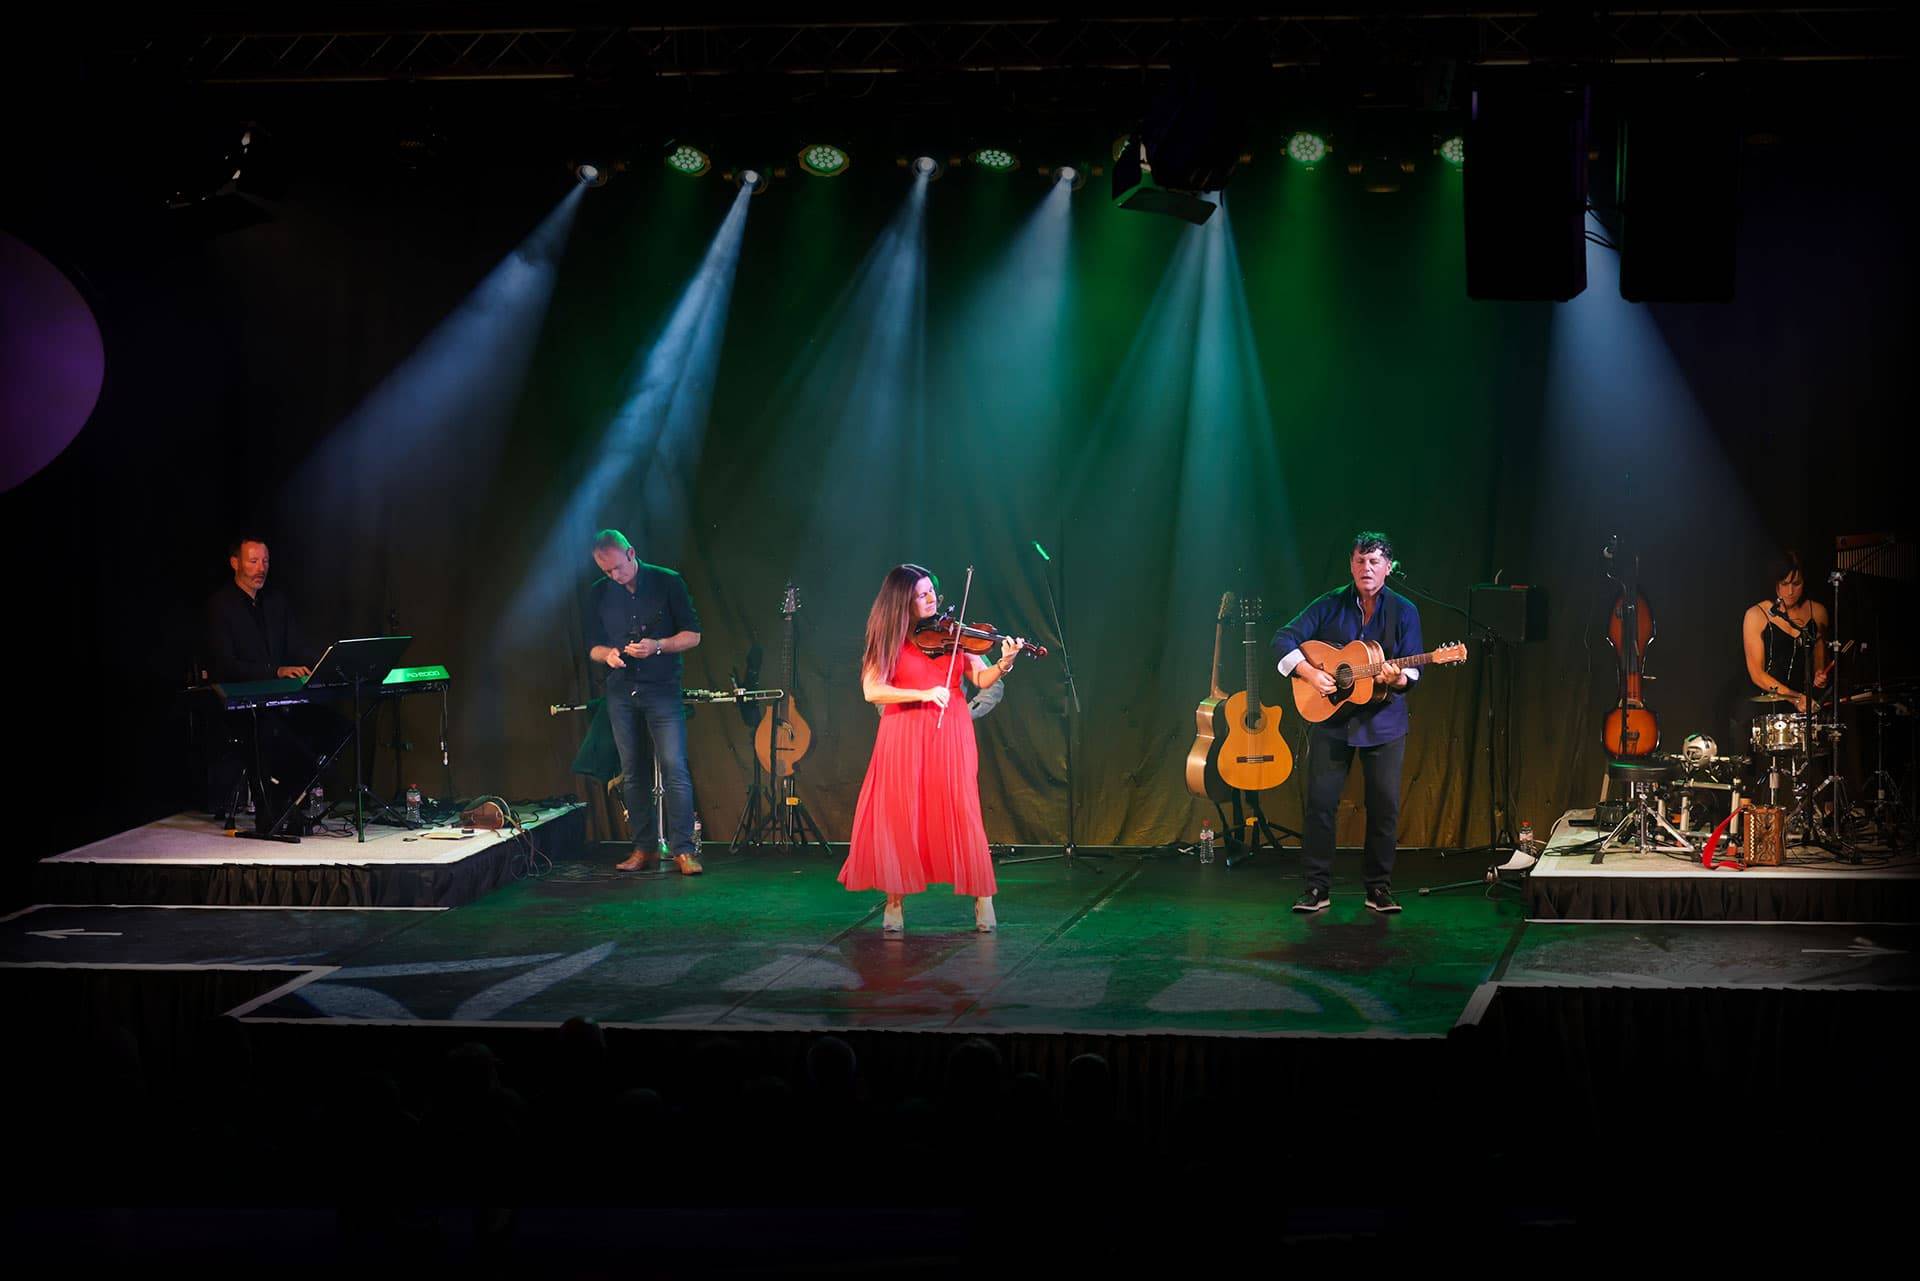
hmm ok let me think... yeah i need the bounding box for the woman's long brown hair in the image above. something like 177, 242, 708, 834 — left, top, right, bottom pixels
861, 564, 932, 683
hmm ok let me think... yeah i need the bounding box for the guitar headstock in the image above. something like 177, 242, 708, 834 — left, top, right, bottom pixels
1240, 595, 1263, 624
781, 583, 800, 618
1434, 641, 1469, 665
1216, 592, 1236, 623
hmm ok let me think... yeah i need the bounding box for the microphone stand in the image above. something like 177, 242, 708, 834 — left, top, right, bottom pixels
1001, 533, 1107, 871
1394, 570, 1516, 896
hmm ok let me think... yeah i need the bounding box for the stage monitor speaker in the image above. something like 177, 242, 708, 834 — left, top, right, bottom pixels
1465, 83, 1589, 301
1617, 96, 1738, 303
1469, 583, 1547, 644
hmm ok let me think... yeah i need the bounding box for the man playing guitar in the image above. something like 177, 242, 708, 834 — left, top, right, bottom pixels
1272, 532, 1423, 914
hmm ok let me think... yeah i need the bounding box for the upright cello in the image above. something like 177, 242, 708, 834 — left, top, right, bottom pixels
1601, 537, 1660, 757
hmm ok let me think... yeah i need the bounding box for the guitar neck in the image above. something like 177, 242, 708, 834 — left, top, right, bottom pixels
1352, 649, 1447, 678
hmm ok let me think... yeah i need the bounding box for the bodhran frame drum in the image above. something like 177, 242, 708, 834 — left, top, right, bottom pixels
1744, 803, 1788, 866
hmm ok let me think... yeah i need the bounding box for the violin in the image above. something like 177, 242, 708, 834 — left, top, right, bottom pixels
913, 614, 1049, 660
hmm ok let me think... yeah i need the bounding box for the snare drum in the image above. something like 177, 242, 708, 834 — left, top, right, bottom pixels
1750, 712, 1806, 755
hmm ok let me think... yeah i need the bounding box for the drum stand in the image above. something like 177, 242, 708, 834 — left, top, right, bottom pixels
1597, 762, 1693, 862
1861, 705, 1909, 843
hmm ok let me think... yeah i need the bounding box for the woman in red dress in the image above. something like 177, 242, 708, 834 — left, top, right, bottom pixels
839, 565, 1022, 934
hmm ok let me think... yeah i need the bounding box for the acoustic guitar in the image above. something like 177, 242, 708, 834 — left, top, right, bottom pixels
1184, 591, 1236, 802
1217, 595, 1295, 792
1289, 638, 1468, 723
753, 584, 812, 778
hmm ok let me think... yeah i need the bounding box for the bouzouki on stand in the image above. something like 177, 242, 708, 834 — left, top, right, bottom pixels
731, 583, 829, 854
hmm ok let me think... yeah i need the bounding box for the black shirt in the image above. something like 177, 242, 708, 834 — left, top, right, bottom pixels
204, 581, 312, 683
588, 564, 700, 691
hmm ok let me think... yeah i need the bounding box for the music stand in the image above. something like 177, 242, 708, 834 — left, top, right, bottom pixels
310, 636, 414, 843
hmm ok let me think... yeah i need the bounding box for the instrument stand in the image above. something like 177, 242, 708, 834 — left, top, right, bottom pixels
728, 751, 768, 853
1596, 770, 1693, 862
999, 533, 1109, 873
733, 772, 828, 854
1213, 789, 1299, 869
237, 709, 370, 845
1807, 568, 1863, 861
718, 687, 823, 855
1861, 704, 1908, 844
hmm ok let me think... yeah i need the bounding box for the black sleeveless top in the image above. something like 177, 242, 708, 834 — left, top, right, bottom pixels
1759, 605, 1816, 695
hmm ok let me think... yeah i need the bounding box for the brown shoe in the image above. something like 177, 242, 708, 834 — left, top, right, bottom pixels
674, 852, 704, 876
615, 848, 657, 872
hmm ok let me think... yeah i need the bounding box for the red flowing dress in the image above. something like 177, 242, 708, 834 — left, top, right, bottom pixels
839, 640, 997, 898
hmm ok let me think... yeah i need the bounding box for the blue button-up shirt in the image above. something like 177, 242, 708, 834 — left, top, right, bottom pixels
1270, 585, 1423, 747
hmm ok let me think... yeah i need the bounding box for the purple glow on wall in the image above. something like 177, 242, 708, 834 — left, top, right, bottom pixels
1, 231, 106, 493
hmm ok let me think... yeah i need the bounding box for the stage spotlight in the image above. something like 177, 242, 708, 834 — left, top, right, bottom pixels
740, 168, 763, 190
969, 147, 1019, 173
574, 162, 608, 187
1036, 163, 1087, 193
799, 143, 850, 177
899, 154, 946, 181
666, 144, 712, 177
1438, 135, 1465, 166
1286, 132, 1330, 167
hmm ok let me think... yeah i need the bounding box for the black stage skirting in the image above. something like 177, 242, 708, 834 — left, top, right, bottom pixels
1525, 870, 1919, 922
33, 807, 585, 909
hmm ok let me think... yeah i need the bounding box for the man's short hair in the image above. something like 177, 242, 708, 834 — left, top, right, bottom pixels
228, 534, 269, 559
593, 530, 632, 554
1352, 530, 1393, 560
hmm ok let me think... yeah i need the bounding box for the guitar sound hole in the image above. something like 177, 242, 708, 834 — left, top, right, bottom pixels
1335, 667, 1353, 692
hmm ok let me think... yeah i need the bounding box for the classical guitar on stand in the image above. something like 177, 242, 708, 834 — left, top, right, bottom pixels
1289, 639, 1469, 723
1217, 596, 1295, 792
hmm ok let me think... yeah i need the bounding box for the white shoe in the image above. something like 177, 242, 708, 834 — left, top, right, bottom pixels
974, 897, 997, 933
882, 901, 904, 934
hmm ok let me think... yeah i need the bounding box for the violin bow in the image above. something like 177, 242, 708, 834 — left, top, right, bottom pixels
937, 565, 976, 729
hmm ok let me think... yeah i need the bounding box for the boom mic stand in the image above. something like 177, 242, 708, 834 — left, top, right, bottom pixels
1398, 571, 1520, 897
1000, 536, 1110, 872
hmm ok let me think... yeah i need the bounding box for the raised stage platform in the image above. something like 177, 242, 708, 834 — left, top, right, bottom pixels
33, 803, 587, 907
1526, 808, 1919, 921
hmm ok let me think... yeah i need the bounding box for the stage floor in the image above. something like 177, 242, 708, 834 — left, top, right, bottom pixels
7, 849, 1528, 1036
7, 845, 1914, 1053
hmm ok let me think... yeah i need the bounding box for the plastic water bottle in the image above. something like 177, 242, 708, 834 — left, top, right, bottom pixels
1199, 822, 1215, 865
406, 783, 423, 825
1517, 819, 1535, 855
308, 785, 325, 822
692, 812, 703, 850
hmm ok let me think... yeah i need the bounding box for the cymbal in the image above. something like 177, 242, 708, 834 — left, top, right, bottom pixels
1749, 692, 1796, 704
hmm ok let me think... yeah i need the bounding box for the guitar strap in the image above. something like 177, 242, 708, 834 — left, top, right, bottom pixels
1381, 589, 1401, 699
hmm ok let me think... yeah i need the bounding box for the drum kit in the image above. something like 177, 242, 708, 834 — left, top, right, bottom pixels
1744, 679, 1914, 854
1599, 684, 1914, 862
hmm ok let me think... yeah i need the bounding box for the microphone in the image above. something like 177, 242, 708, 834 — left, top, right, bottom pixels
1602, 536, 1618, 562
1769, 598, 1789, 619
1389, 559, 1400, 576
